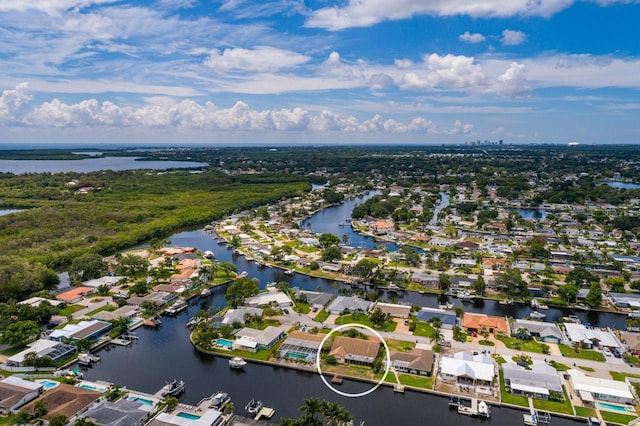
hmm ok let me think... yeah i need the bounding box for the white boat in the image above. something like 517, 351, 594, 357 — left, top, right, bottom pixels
200, 287, 212, 297
284, 269, 293, 275
266, 281, 277, 288
229, 357, 247, 369
538, 303, 549, 310
78, 353, 100, 365
245, 398, 263, 414
439, 302, 454, 310
203, 250, 215, 259
562, 315, 582, 323
160, 379, 185, 397
529, 311, 546, 319
239, 271, 248, 278
209, 391, 231, 409
164, 299, 188, 316
530, 298, 539, 308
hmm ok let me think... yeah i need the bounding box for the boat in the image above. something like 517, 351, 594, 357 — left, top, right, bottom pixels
284, 269, 294, 275
238, 271, 248, 278
217, 240, 226, 245
203, 250, 215, 259
574, 303, 590, 311
229, 357, 247, 369
529, 311, 546, 319
460, 292, 473, 303
186, 317, 206, 328
233, 249, 243, 256
523, 409, 551, 425
245, 398, 263, 415
439, 302, 454, 310
456, 398, 490, 418
586, 416, 602, 426
78, 353, 101, 365
143, 316, 162, 327
266, 281, 277, 288
164, 299, 188, 316
499, 298, 513, 305
209, 391, 231, 409
160, 379, 185, 397
538, 303, 549, 310
531, 298, 539, 308
562, 315, 582, 323
200, 287, 212, 297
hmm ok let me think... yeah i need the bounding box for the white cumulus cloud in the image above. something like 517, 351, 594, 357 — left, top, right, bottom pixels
459, 32, 486, 43
501, 29, 526, 46
204, 46, 310, 73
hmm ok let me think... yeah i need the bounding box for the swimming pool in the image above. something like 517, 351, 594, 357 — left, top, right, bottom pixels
216, 338, 234, 349
176, 412, 201, 420
39, 380, 59, 390
596, 402, 635, 413
129, 396, 154, 406
79, 384, 97, 390
286, 351, 310, 360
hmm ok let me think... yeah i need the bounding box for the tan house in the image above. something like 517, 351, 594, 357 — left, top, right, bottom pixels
329, 336, 380, 366
387, 349, 434, 376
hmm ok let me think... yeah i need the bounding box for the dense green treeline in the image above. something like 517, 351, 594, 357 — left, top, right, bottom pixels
0, 169, 310, 269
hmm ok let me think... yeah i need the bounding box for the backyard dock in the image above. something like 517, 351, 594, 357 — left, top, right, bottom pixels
254, 407, 275, 420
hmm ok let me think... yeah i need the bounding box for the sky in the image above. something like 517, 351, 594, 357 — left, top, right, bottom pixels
0, 0, 639, 145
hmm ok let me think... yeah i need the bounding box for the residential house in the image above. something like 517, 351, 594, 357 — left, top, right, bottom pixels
278, 331, 325, 362
49, 320, 112, 342
439, 352, 495, 387
387, 349, 434, 376
21, 383, 102, 421
0, 376, 43, 411
416, 308, 458, 329
328, 336, 380, 366
411, 272, 439, 289
621, 332, 640, 356
326, 296, 373, 315
563, 323, 622, 350
369, 220, 394, 235
149, 408, 224, 426
461, 313, 509, 336
233, 326, 287, 352
82, 276, 126, 289
374, 302, 411, 319
567, 369, 635, 405
502, 362, 563, 400
81, 398, 150, 426
292, 289, 333, 310
511, 319, 565, 344
221, 307, 263, 326
6, 339, 77, 367
91, 305, 138, 322
56, 287, 95, 304
244, 290, 293, 308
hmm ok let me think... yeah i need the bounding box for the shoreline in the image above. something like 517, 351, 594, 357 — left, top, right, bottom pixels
190, 335, 590, 424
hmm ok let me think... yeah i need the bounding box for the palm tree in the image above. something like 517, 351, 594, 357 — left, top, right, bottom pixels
299, 398, 322, 425
33, 398, 48, 418
430, 328, 443, 345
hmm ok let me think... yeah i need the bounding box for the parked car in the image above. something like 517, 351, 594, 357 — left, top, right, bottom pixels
602, 347, 612, 357
440, 341, 452, 347
613, 348, 622, 358
283, 308, 290, 315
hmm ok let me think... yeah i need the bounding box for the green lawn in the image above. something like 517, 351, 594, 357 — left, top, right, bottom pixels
397, 373, 433, 389
496, 336, 550, 354
58, 304, 85, 316
335, 314, 397, 332
314, 309, 330, 323
610, 371, 640, 381
558, 344, 606, 361
411, 322, 436, 338
85, 304, 116, 316
574, 406, 596, 418
478, 339, 495, 346
532, 386, 573, 415
548, 360, 570, 372
600, 410, 638, 425
578, 366, 595, 372
385, 339, 416, 352
293, 301, 310, 314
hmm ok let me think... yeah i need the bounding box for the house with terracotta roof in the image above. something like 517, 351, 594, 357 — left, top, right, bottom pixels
21, 383, 102, 421
56, 287, 95, 304
369, 220, 394, 235
329, 336, 380, 366
481, 258, 509, 271
462, 313, 509, 336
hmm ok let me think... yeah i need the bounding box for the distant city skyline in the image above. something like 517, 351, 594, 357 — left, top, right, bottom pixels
0, 1, 639, 144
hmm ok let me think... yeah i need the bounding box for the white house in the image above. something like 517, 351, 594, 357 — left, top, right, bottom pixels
439, 351, 495, 387
0, 376, 43, 411
567, 369, 635, 405
244, 290, 293, 308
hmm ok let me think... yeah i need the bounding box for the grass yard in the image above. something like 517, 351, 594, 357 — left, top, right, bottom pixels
600, 411, 638, 425
58, 304, 85, 316
610, 371, 640, 381
335, 314, 397, 332
558, 344, 606, 361
496, 336, 550, 354
86, 304, 116, 316
314, 309, 330, 323
574, 406, 596, 418
385, 339, 416, 352
548, 360, 570, 371
293, 301, 311, 314
578, 366, 595, 372
411, 322, 436, 338
532, 387, 573, 415
397, 373, 434, 389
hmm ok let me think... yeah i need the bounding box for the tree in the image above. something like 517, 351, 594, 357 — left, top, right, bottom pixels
604, 277, 626, 293
13, 411, 32, 425
110, 316, 130, 336
116, 254, 149, 277
128, 281, 148, 296
566, 266, 599, 287
473, 276, 486, 296
96, 284, 111, 296
525, 235, 549, 258
557, 283, 580, 304
321, 246, 342, 262
585, 282, 603, 308
160, 396, 179, 412
140, 300, 159, 315
69, 253, 105, 284
369, 308, 388, 328
33, 399, 48, 419
318, 233, 340, 249
49, 414, 69, 426
219, 261, 238, 278
225, 277, 259, 308
438, 274, 450, 292
351, 259, 377, 278
0, 320, 40, 347
299, 397, 322, 426
0, 256, 59, 302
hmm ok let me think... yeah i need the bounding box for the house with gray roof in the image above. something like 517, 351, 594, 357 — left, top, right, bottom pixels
81, 398, 151, 426
221, 307, 263, 326
502, 362, 563, 400
511, 319, 566, 344
0, 376, 43, 411
292, 288, 333, 308
415, 307, 458, 329
326, 296, 373, 315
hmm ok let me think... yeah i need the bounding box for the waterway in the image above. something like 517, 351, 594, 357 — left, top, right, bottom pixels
605, 181, 640, 190
0, 157, 207, 174
429, 191, 450, 226
81, 197, 607, 425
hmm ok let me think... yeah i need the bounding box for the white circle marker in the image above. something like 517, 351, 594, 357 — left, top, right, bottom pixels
315, 323, 391, 398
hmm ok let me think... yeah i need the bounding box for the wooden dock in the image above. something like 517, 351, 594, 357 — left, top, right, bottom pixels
110, 338, 132, 346
393, 384, 405, 393
254, 407, 275, 420
331, 375, 343, 384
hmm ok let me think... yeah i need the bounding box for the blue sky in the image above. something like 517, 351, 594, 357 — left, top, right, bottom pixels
0, 0, 639, 145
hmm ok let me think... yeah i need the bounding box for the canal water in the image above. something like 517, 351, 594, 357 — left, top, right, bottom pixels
83, 196, 612, 425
